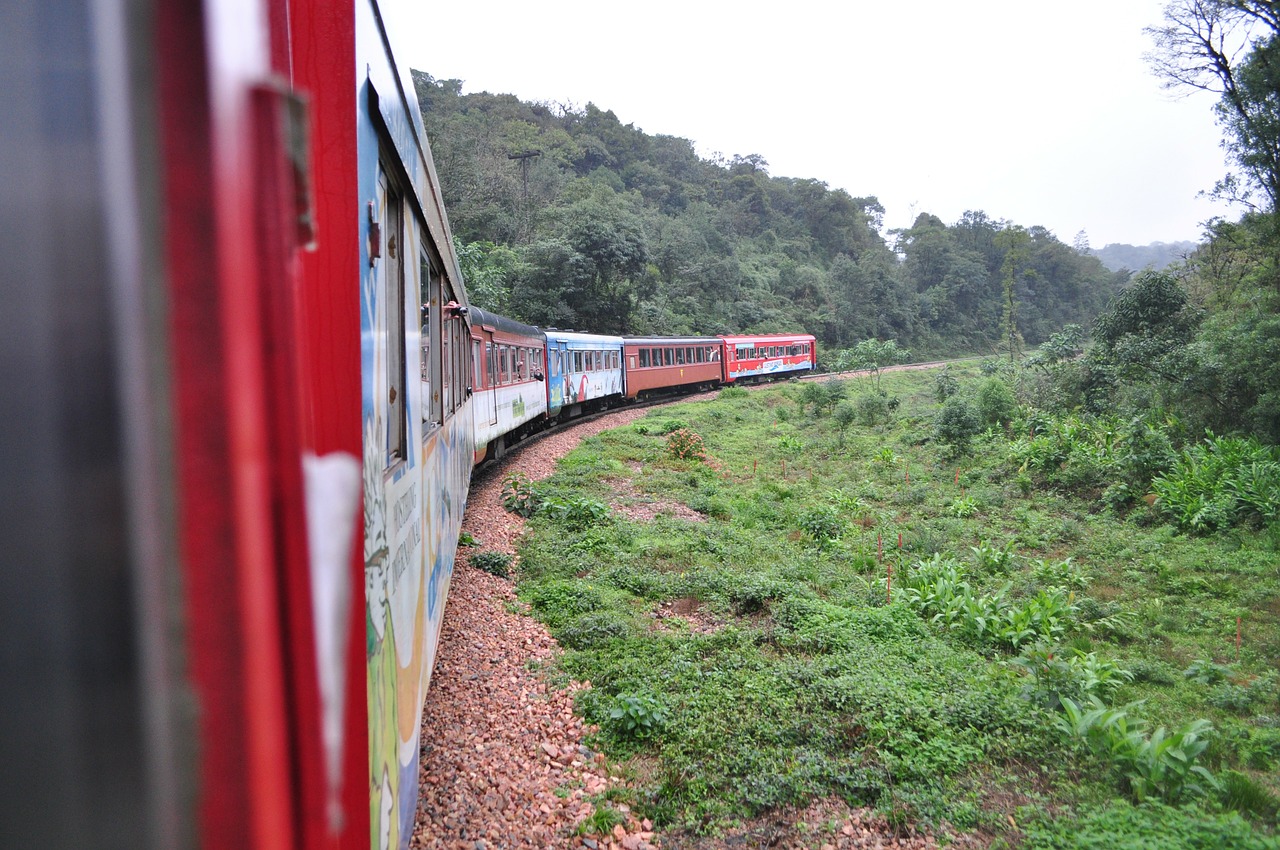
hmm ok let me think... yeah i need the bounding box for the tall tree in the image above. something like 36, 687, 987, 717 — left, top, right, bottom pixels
1148, 1, 1280, 228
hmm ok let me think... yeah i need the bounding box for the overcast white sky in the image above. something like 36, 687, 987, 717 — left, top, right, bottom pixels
400, 0, 1235, 247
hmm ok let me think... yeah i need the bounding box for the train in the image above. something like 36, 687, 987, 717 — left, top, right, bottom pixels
468, 319, 816, 462
0, 1, 810, 849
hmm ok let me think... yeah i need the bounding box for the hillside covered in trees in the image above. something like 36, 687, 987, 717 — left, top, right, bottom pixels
413, 71, 1127, 358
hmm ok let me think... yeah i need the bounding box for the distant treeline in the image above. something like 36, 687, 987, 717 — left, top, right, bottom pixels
1090, 241, 1198, 272
414, 71, 1129, 358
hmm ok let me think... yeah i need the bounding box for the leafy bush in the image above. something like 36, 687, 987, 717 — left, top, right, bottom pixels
1058, 697, 1219, 804
559, 611, 634, 649
1013, 645, 1134, 710
1153, 433, 1280, 532
537, 494, 610, 530
970, 540, 1018, 574
607, 691, 669, 741
471, 550, 513, 578
855, 392, 889, 426
501, 471, 542, 517
934, 368, 960, 402
901, 556, 1078, 651
718, 386, 748, 400
798, 505, 844, 548
976, 377, 1017, 427
935, 396, 982, 450
666, 427, 707, 461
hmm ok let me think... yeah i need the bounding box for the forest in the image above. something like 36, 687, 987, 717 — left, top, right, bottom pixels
413, 0, 1280, 448
419, 2, 1280, 844
412, 73, 1127, 359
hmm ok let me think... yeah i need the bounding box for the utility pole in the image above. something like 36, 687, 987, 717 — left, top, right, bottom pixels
507, 149, 541, 204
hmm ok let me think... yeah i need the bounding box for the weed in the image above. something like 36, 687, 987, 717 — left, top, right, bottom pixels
608, 692, 669, 741
471, 550, 513, 578
501, 471, 541, 517
666, 428, 707, 461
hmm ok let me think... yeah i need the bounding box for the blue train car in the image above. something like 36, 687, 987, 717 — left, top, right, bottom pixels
544, 331, 625, 418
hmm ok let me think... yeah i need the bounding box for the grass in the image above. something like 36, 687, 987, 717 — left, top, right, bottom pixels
510, 368, 1280, 845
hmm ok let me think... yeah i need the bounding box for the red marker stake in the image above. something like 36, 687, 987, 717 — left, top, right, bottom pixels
955, 469, 960, 485
898, 532, 903, 550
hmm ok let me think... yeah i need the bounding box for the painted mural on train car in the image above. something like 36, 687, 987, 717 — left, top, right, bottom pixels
357, 40, 474, 845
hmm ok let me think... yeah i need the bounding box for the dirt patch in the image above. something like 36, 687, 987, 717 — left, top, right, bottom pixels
651, 596, 724, 636
609, 473, 707, 524
659, 796, 982, 850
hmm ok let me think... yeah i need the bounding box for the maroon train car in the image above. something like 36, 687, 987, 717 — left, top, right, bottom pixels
720, 333, 817, 383
622, 336, 724, 398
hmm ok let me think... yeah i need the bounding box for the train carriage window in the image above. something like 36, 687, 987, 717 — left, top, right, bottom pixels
472, 340, 482, 390
674, 348, 684, 365
484, 342, 494, 390
378, 171, 409, 466
419, 248, 441, 428
629, 355, 637, 369
638, 349, 649, 368
441, 314, 452, 414
662, 348, 672, 366
595, 351, 603, 370
517, 347, 527, 381
500, 346, 509, 384
711, 346, 721, 361
737, 346, 749, 360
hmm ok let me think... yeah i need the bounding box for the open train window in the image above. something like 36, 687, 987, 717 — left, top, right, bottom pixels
379, 170, 407, 466
639, 349, 649, 368
419, 242, 443, 429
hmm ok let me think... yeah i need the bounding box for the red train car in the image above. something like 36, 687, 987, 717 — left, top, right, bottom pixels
2, 0, 471, 848
720, 333, 817, 383
622, 336, 724, 398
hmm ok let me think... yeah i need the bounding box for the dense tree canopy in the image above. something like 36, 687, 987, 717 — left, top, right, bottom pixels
413, 70, 1126, 356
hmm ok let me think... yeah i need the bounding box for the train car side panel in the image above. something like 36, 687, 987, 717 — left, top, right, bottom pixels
356, 2, 474, 847
721, 334, 816, 383
622, 337, 722, 398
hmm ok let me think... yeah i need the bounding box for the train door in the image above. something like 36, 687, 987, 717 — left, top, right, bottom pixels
546, 339, 567, 416
485, 335, 498, 427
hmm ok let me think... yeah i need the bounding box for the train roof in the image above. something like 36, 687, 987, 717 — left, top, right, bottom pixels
624, 335, 722, 346
719, 333, 816, 344
468, 307, 545, 340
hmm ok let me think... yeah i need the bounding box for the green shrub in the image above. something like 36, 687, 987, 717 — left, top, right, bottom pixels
471, 550, 513, 578
1153, 433, 1280, 532
607, 691, 669, 741
666, 427, 707, 461
976, 378, 1017, 427
501, 471, 542, 517
559, 611, 634, 649
718, 386, 748, 400
1058, 697, 1219, 804
537, 494, 610, 530
935, 396, 982, 450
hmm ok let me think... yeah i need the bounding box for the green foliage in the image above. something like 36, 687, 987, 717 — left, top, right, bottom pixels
1058, 697, 1219, 804
933, 367, 960, 402
504, 374, 1280, 840
975, 378, 1017, 427
1020, 800, 1278, 849
665, 427, 707, 461
607, 691, 669, 741
501, 472, 542, 517
1012, 645, 1134, 710
934, 396, 982, 451
471, 550, 513, 578
718, 386, 748, 400
854, 392, 889, 427
1153, 433, 1280, 532
538, 494, 611, 530
798, 505, 844, 548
